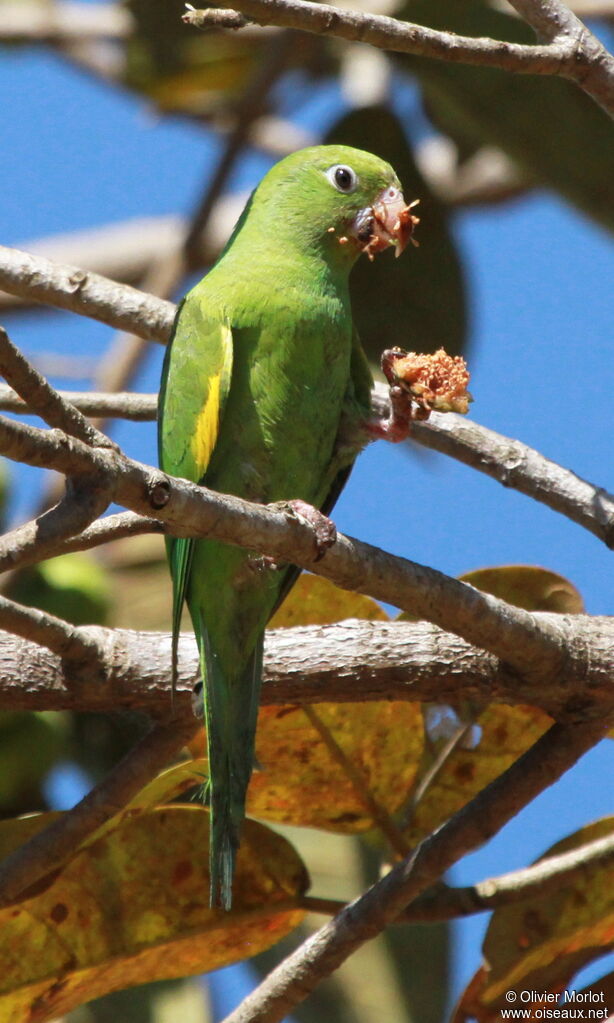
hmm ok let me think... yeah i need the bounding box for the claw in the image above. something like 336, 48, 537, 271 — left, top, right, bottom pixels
283, 499, 337, 561
248, 553, 283, 574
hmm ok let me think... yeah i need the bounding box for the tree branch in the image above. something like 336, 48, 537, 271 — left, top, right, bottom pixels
0, 594, 105, 673
0, 326, 111, 448
185, 0, 614, 117
303, 830, 614, 921
402, 830, 614, 921
0, 384, 159, 421
220, 718, 608, 1023
394, 391, 614, 550
1, 373, 611, 550
0, 413, 578, 685
0, 244, 174, 342
0, 615, 611, 719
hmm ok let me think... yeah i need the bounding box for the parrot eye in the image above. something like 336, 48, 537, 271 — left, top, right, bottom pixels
326, 164, 358, 194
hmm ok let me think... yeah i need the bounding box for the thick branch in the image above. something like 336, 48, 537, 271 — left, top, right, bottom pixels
221, 718, 607, 1023
187, 0, 614, 116
0, 244, 174, 342
0, 413, 575, 684
0, 616, 611, 719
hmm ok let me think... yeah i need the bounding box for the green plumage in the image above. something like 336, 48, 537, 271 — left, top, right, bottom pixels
158, 145, 405, 908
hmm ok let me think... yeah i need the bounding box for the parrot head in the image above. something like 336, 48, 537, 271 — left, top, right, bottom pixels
247, 144, 419, 268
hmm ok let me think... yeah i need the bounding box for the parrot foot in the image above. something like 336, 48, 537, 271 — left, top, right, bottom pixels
365, 382, 414, 443
365, 348, 432, 443
283, 499, 337, 561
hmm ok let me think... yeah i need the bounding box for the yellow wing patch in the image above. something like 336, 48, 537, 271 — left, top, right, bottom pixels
188, 321, 233, 480
191, 372, 222, 476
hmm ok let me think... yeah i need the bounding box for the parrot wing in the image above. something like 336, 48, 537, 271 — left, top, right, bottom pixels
158, 297, 234, 689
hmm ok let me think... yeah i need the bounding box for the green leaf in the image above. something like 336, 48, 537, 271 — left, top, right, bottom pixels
0, 808, 307, 1022
325, 105, 468, 365
0, 712, 68, 811
395, 0, 614, 233
7, 553, 112, 626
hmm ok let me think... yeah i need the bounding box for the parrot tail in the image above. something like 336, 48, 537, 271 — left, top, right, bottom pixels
197, 617, 264, 910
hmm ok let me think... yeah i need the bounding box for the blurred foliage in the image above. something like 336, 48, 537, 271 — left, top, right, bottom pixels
459, 565, 585, 613
7, 552, 112, 626
397, 0, 614, 233
125, 0, 330, 115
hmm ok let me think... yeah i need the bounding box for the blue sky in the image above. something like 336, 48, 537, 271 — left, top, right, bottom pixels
1, 35, 613, 1019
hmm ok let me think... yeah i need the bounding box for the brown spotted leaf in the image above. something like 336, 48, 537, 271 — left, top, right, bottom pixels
404, 705, 552, 847
455, 818, 614, 1021
249, 700, 423, 833
261, 575, 423, 833
0, 807, 307, 1023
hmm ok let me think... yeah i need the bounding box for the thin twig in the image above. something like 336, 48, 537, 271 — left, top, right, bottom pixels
219, 718, 608, 1023
0, 477, 114, 578
300, 829, 614, 922
407, 410, 614, 550
0, 326, 111, 448
301, 705, 409, 858
0, 717, 199, 909
402, 829, 614, 921
399, 718, 476, 831
186, 0, 614, 117
0, 384, 158, 421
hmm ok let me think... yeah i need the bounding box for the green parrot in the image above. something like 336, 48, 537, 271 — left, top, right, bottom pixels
158, 145, 416, 909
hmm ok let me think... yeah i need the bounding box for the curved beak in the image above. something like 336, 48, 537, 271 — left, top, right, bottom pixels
352, 188, 420, 261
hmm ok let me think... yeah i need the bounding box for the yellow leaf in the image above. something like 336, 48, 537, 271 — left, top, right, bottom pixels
459, 565, 584, 613
456, 818, 614, 1020
249, 701, 423, 833
269, 572, 389, 628
0, 807, 307, 1023
404, 705, 552, 847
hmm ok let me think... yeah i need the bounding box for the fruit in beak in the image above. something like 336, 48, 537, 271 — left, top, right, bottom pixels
352, 187, 420, 260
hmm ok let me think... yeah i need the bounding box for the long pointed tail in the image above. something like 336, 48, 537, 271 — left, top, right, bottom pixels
198, 622, 263, 910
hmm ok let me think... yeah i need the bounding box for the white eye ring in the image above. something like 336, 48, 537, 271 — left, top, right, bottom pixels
326, 164, 358, 194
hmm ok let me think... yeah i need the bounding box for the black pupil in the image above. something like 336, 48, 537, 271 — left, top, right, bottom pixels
335, 166, 353, 190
